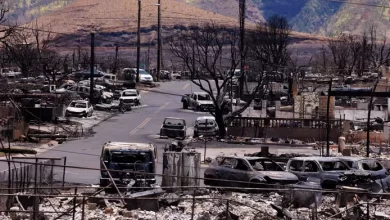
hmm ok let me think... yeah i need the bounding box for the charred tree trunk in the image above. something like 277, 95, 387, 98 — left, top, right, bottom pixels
215, 108, 226, 137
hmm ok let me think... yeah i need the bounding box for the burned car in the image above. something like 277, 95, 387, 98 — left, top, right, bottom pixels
286, 157, 371, 189
160, 117, 186, 140
100, 142, 157, 187
194, 116, 219, 137
337, 157, 388, 180
204, 156, 299, 188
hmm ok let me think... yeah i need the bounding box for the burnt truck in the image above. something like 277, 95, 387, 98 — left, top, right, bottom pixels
181, 92, 215, 112
160, 117, 186, 140
100, 142, 157, 187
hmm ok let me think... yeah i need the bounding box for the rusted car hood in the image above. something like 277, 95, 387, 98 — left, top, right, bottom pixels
257, 171, 299, 181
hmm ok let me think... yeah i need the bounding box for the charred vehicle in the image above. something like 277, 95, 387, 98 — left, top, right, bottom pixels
194, 116, 219, 137
181, 92, 215, 111
119, 89, 141, 107
204, 156, 299, 188
160, 117, 186, 140
337, 157, 388, 180
100, 142, 157, 187
286, 157, 371, 189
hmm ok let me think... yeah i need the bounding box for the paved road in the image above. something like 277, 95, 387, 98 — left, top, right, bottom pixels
0, 80, 210, 184
0, 80, 318, 185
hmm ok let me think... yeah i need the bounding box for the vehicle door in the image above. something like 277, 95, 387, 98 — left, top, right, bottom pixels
215, 158, 237, 187
189, 94, 196, 109
301, 160, 321, 181
229, 158, 250, 188
287, 159, 304, 179
360, 160, 387, 180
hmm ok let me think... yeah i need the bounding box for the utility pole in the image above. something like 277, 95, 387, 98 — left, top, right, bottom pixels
326, 79, 332, 157
90, 32, 95, 103
114, 44, 119, 74
156, 0, 162, 81
72, 49, 75, 69
136, 0, 141, 83
238, 0, 246, 104
367, 79, 379, 157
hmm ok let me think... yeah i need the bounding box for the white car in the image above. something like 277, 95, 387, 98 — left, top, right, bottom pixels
119, 89, 141, 106
65, 100, 94, 118
137, 69, 153, 83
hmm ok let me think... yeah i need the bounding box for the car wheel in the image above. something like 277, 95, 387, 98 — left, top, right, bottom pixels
193, 131, 199, 138
195, 106, 200, 112
204, 175, 216, 186
183, 102, 188, 109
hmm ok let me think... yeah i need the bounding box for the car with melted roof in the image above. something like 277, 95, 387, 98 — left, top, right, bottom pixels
194, 116, 219, 137
286, 157, 370, 189
337, 157, 388, 180
204, 156, 299, 188
65, 100, 93, 117
160, 117, 186, 140
119, 89, 141, 106
100, 142, 157, 186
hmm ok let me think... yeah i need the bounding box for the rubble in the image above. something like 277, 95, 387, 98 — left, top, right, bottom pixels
3, 188, 390, 220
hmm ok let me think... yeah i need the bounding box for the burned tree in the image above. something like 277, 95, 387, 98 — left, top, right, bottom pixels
364, 25, 390, 75
169, 23, 266, 137
3, 23, 71, 83
248, 14, 291, 68
328, 34, 362, 76
247, 14, 291, 101
2, 30, 37, 76
32, 24, 71, 84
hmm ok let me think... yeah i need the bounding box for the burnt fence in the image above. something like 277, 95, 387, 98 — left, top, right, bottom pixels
229, 117, 344, 129
227, 117, 345, 141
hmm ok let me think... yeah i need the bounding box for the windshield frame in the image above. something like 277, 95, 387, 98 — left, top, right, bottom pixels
247, 158, 284, 171
70, 101, 87, 108
107, 150, 153, 164
163, 118, 186, 126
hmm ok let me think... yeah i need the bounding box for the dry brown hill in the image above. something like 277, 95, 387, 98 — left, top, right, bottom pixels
34, 0, 244, 34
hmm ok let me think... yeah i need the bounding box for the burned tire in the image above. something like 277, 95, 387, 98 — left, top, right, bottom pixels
204, 174, 216, 186
183, 102, 188, 109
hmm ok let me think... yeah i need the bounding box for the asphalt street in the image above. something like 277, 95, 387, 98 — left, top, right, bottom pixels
0, 80, 211, 184
0, 80, 317, 185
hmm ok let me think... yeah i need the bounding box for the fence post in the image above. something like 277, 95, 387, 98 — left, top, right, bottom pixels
367, 202, 369, 220
73, 187, 78, 220
50, 159, 54, 194
62, 157, 67, 187
81, 196, 86, 220
191, 191, 195, 220
226, 200, 230, 218
33, 158, 39, 220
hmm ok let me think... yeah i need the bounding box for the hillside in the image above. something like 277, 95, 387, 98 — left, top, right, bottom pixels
179, 0, 390, 35
178, 0, 265, 23
9, 0, 390, 36
33, 0, 242, 34
8, 0, 73, 23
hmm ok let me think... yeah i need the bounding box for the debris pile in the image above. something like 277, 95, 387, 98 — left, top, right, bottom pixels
4, 188, 390, 220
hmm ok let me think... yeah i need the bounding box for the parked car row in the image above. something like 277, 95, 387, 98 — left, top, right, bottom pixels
204, 155, 389, 190
159, 116, 220, 140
